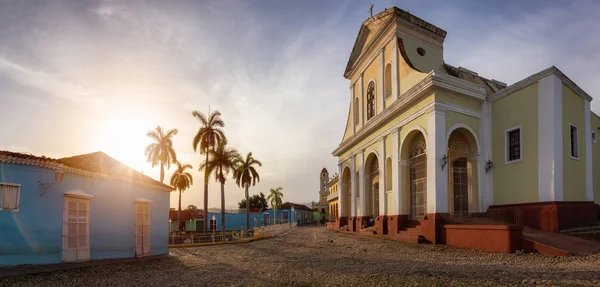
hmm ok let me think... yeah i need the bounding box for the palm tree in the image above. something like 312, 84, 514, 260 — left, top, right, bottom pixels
170, 162, 193, 232
199, 140, 240, 233
233, 152, 262, 230
144, 126, 178, 183
192, 110, 225, 233
267, 187, 283, 225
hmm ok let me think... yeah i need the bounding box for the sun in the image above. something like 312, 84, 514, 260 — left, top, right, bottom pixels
95, 115, 153, 173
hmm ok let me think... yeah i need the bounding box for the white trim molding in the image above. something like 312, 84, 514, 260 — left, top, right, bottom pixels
504, 125, 523, 165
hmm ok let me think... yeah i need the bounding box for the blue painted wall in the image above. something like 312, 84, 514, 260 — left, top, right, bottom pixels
0, 163, 170, 266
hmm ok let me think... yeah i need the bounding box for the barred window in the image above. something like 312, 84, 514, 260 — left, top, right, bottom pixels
506, 127, 521, 162
366, 81, 375, 120
0, 183, 21, 211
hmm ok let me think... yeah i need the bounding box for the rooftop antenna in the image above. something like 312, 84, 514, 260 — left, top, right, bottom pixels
369, 2, 374, 18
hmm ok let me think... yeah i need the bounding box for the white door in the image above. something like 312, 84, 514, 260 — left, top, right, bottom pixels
135, 203, 151, 257
63, 196, 91, 262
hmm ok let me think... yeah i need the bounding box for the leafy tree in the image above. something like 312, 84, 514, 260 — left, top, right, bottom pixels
192, 110, 225, 233
200, 140, 240, 233
233, 152, 262, 230
187, 205, 199, 212
144, 126, 178, 183
238, 192, 269, 210
267, 187, 283, 224
170, 162, 193, 232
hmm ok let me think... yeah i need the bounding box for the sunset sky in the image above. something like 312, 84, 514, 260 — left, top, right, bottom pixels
1, 0, 599, 209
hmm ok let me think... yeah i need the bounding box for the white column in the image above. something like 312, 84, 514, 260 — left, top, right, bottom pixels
378, 139, 386, 215
391, 34, 399, 98
338, 162, 344, 218
358, 73, 364, 127
378, 48, 385, 113
585, 100, 594, 201
350, 85, 355, 135
359, 150, 366, 216
391, 129, 400, 215
479, 100, 493, 211
537, 74, 563, 201
426, 104, 448, 214
351, 155, 357, 217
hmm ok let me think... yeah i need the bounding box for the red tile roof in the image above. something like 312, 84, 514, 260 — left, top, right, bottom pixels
321, 167, 328, 173
0, 150, 173, 191
281, 202, 311, 210
169, 209, 203, 220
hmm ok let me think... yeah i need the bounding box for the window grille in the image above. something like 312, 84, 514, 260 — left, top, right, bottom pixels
507, 128, 521, 162
0, 183, 20, 211
570, 125, 579, 159
366, 81, 375, 120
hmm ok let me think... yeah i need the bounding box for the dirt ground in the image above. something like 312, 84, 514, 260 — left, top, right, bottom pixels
2, 227, 600, 286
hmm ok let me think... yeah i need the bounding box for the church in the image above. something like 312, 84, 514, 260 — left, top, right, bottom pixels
330, 7, 600, 251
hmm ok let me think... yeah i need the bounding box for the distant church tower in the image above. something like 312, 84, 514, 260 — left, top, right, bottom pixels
319, 168, 329, 205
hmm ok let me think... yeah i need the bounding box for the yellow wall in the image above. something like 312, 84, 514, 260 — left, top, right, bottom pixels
399, 33, 443, 74
339, 94, 434, 160
342, 106, 353, 142
362, 53, 380, 122
436, 90, 482, 112
445, 111, 480, 143
492, 83, 538, 204
384, 40, 395, 108
562, 85, 587, 201
592, 113, 600, 204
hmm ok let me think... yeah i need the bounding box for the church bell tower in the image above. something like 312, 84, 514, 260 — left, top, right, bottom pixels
319, 168, 329, 205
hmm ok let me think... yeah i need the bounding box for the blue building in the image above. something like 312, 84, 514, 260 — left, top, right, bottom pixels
258, 202, 314, 225
0, 151, 172, 266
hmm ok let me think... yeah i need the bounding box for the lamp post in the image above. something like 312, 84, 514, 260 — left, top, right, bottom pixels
211, 215, 216, 242
291, 206, 295, 226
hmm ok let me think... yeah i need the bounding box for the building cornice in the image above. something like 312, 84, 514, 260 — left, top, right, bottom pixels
489, 66, 593, 102
333, 70, 486, 157
327, 192, 339, 202
346, 19, 396, 81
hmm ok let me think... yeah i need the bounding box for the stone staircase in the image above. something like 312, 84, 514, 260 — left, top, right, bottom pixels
396, 220, 426, 244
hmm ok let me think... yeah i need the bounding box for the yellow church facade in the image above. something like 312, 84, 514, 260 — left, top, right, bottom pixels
331, 7, 599, 243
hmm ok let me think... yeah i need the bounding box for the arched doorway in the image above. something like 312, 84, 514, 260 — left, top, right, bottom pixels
447, 128, 479, 217
364, 153, 379, 220
400, 130, 427, 220
341, 167, 351, 217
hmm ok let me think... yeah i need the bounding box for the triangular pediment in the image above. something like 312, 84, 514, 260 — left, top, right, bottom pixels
344, 10, 395, 79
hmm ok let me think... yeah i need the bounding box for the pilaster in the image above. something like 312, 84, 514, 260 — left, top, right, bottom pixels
378, 138, 386, 215
391, 34, 399, 97
585, 100, 593, 201
426, 104, 448, 213
338, 162, 344, 218
359, 73, 364, 127
378, 48, 385, 113
479, 100, 493, 211
537, 74, 563, 201
359, 150, 366, 216
351, 155, 357, 217
350, 85, 355, 135
391, 129, 400, 215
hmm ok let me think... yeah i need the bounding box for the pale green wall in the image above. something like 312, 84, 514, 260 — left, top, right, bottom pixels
562, 85, 587, 201
492, 83, 538, 204
592, 113, 600, 204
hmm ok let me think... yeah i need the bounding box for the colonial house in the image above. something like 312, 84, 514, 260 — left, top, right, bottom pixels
0, 151, 172, 266
331, 7, 600, 251
327, 174, 339, 221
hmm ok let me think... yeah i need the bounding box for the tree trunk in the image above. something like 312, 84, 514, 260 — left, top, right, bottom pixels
221, 179, 225, 234
203, 151, 209, 233
160, 162, 165, 183
245, 185, 249, 230
178, 189, 182, 232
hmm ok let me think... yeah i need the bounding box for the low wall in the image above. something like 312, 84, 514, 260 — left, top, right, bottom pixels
488, 201, 599, 232
441, 224, 523, 253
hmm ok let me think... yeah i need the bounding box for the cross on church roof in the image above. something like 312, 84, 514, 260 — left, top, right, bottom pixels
369, 2, 374, 18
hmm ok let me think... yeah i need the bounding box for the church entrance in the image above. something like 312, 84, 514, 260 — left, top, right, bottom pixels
409, 140, 427, 220
364, 154, 379, 223
447, 127, 479, 217
451, 158, 469, 217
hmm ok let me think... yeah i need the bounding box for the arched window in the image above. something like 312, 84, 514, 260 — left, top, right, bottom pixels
354, 97, 359, 125
384, 63, 392, 98
366, 81, 376, 120
385, 157, 392, 191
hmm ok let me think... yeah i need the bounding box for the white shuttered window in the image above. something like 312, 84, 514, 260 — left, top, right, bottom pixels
0, 183, 21, 211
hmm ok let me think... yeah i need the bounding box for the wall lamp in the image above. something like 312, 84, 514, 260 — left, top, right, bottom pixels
39, 169, 65, 195
441, 154, 448, 170
485, 160, 493, 173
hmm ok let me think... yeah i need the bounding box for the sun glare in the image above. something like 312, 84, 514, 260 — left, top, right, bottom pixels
96, 116, 152, 173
